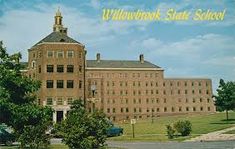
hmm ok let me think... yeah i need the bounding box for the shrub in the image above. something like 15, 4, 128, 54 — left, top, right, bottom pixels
173, 120, 192, 136
166, 124, 175, 139
60, 100, 111, 149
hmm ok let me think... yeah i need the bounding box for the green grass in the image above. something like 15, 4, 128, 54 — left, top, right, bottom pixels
49, 144, 68, 149
0, 145, 68, 149
223, 129, 235, 134
108, 112, 235, 141
0, 144, 122, 149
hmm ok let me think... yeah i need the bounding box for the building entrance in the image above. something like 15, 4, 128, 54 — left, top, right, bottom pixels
56, 111, 63, 122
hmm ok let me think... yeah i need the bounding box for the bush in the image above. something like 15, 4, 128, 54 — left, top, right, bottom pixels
166, 125, 175, 139
173, 120, 192, 136
60, 100, 111, 149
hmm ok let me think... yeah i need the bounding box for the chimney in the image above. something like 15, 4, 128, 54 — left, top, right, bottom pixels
96, 53, 100, 62
139, 54, 144, 63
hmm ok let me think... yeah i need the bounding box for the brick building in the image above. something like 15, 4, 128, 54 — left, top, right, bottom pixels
26, 10, 215, 122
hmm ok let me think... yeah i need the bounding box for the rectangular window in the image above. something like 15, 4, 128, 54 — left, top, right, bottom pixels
57, 80, 64, 88
179, 107, 182, 112
67, 80, 74, 88
46, 98, 53, 105
46, 80, 53, 88
67, 50, 74, 58
57, 98, 63, 105
57, 65, 64, 73
186, 107, 189, 111
78, 52, 82, 58
47, 51, 53, 58
200, 107, 203, 111
79, 65, 82, 73
67, 65, 74, 73
38, 65, 41, 73
57, 51, 64, 58
199, 90, 202, 94
164, 107, 167, 112
47, 65, 54, 73
79, 80, 82, 89
67, 98, 73, 105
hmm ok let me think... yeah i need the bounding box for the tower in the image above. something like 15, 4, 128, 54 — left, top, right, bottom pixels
53, 8, 68, 34
28, 9, 85, 123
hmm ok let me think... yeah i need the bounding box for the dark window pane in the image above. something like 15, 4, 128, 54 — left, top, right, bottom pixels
46, 80, 53, 88
57, 80, 64, 88
57, 65, 64, 73
47, 65, 54, 73
67, 65, 74, 73
67, 80, 74, 88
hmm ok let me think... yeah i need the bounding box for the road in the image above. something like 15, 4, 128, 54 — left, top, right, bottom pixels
51, 139, 235, 149
107, 140, 235, 149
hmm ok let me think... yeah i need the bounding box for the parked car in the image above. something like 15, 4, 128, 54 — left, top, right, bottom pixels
0, 124, 15, 146
106, 121, 123, 137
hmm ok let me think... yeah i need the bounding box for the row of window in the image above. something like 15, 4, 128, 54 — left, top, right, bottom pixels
89, 72, 159, 78
106, 98, 211, 104
106, 89, 210, 95
32, 50, 83, 59
46, 97, 74, 105
46, 80, 82, 89
106, 106, 212, 113
47, 50, 76, 58
46, 65, 82, 73
104, 81, 209, 88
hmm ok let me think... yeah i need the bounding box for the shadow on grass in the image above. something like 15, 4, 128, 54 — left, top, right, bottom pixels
210, 119, 235, 125
221, 119, 235, 122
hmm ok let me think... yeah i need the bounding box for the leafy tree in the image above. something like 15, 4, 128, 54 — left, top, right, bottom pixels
166, 124, 175, 139
173, 120, 192, 136
59, 100, 111, 149
214, 79, 235, 120
0, 41, 53, 148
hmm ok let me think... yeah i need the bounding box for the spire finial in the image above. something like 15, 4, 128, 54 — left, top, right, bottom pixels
56, 6, 61, 16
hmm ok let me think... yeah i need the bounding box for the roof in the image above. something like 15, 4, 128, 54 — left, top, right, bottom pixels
33, 32, 82, 47
86, 60, 161, 69
19, 60, 161, 69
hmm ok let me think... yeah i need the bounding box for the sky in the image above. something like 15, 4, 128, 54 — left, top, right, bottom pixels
0, 0, 234, 93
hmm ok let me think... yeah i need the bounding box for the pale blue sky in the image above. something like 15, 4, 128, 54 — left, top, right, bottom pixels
0, 0, 234, 93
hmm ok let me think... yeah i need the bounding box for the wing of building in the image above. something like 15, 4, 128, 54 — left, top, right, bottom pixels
24, 9, 215, 123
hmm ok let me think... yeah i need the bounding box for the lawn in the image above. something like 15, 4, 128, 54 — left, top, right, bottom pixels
223, 129, 235, 134
108, 112, 235, 141
1, 144, 122, 149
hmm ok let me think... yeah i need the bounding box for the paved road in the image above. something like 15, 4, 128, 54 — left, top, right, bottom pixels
107, 140, 235, 149
186, 126, 235, 142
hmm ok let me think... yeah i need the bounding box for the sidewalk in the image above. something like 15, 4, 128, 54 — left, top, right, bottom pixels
185, 126, 235, 142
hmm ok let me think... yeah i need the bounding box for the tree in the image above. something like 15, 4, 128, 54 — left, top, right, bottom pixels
0, 41, 53, 148
214, 79, 235, 120
173, 120, 192, 136
166, 124, 175, 139
59, 100, 111, 149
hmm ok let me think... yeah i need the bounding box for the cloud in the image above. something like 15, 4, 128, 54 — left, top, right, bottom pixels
89, 0, 100, 9
0, 2, 149, 61
132, 33, 235, 93
140, 34, 235, 59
